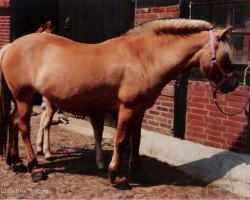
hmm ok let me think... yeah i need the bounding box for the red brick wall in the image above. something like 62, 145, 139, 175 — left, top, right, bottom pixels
186, 81, 249, 153
142, 81, 175, 135
0, 16, 10, 47
0, 0, 10, 7
135, 5, 180, 135
0, 0, 10, 48
135, 5, 179, 26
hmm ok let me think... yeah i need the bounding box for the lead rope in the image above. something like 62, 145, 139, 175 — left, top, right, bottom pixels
212, 62, 250, 116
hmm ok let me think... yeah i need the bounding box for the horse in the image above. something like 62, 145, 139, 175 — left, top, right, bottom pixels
36, 20, 54, 34
0, 18, 238, 184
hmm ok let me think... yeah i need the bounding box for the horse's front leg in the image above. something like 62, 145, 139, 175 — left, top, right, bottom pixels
109, 104, 134, 184
16, 98, 45, 182
129, 111, 145, 180
90, 113, 105, 170
37, 98, 56, 159
128, 111, 145, 181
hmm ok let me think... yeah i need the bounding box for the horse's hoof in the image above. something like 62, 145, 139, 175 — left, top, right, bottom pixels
45, 153, 53, 161
111, 177, 131, 190
37, 151, 44, 156
6, 155, 18, 166
109, 170, 118, 184
10, 161, 27, 173
97, 162, 106, 171
31, 170, 47, 182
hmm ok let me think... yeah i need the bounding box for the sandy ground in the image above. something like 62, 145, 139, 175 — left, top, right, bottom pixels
0, 111, 242, 199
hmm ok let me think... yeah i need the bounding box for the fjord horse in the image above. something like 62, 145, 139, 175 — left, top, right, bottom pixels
0, 19, 237, 183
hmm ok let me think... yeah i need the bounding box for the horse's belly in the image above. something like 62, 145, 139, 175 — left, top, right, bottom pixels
46, 91, 119, 115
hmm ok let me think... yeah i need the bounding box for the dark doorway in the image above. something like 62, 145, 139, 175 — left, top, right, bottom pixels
58, 0, 134, 43
11, 0, 59, 104
11, 0, 59, 40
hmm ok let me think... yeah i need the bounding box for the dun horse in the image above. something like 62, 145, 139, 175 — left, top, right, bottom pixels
0, 19, 237, 183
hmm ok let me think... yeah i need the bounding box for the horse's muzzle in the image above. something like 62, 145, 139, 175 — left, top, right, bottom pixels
220, 75, 239, 94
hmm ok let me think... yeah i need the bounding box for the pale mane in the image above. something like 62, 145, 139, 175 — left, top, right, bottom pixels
126, 18, 214, 36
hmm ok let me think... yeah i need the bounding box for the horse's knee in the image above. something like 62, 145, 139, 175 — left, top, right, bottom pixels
18, 119, 30, 135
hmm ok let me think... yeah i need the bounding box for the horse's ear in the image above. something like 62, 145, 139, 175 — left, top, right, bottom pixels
217, 26, 233, 41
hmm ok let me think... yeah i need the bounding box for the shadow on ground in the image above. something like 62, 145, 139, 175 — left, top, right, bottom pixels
40, 146, 207, 188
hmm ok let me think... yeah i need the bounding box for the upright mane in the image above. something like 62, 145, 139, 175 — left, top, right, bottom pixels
126, 18, 214, 36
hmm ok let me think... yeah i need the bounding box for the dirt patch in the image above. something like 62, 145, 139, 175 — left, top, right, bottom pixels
0, 114, 241, 199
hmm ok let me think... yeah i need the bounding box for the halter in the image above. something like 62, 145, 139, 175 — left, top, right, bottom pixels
208, 30, 249, 115
208, 30, 235, 93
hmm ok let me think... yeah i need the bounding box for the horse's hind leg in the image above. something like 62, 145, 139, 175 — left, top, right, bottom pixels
90, 113, 105, 170
6, 105, 26, 172
37, 110, 46, 155
16, 96, 45, 182
37, 98, 56, 159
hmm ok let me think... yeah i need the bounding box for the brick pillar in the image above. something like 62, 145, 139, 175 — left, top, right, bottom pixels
0, 0, 10, 47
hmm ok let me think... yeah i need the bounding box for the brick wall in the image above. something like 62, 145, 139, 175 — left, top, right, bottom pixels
135, 5, 180, 135
186, 81, 249, 153
0, 0, 10, 48
0, 16, 10, 47
142, 81, 175, 135
135, 5, 179, 26
0, 0, 10, 7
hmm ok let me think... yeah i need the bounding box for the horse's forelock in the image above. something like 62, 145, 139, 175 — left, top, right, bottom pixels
217, 36, 235, 65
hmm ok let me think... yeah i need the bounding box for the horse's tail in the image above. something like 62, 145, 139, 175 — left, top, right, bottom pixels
0, 44, 11, 156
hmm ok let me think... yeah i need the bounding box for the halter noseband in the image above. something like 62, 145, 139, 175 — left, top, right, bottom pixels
208, 30, 235, 92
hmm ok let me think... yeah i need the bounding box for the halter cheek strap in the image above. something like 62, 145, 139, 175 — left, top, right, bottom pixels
208, 30, 234, 92
209, 30, 216, 62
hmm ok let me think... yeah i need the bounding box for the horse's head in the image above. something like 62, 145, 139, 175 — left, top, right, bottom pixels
199, 27, 238, 94
36, 20, 54, 33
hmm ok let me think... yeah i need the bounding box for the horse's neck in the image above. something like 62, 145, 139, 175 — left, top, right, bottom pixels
153, 32, 209, 84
